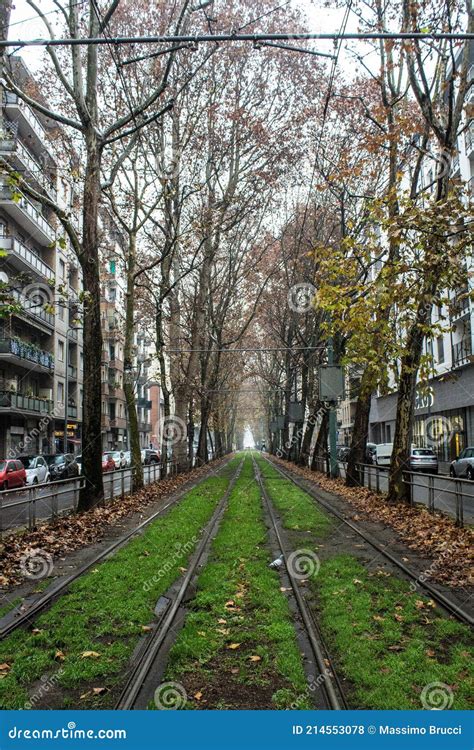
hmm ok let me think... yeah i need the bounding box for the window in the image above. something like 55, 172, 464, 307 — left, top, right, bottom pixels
58, 340, 64, 361
0, 221, 6, 237
385, 425, 391, 443
80, 353, 84, 371
59, 303, 64, 321
57, 382, 64, 403
437, 336, 445, 363
59, 258, 66, 279
109, 260, 116, 274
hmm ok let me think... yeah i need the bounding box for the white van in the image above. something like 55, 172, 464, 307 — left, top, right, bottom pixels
375, 443, 416, 467
375, 443, 393, 466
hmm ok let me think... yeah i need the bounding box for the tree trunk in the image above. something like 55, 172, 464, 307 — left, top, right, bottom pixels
311, 409, 328, 473
78, 134, 104, 511
387, 304, 429, 503
124, 234, 143, 489
345, 372, 373, 487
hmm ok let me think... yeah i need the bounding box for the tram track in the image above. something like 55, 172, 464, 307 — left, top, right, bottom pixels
0, 458, 233, 640
262, 455, 473, 628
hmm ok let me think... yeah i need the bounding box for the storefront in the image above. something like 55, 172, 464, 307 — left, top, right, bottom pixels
369, 365, 474, 461
54, 421, 82, 454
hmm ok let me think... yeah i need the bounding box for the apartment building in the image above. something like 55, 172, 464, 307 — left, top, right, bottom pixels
368, 57, 474, 462
0, 57, 84, 457
100, 224, 153, 451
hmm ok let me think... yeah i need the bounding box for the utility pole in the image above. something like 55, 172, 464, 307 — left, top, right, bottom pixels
327, 336, 340, 478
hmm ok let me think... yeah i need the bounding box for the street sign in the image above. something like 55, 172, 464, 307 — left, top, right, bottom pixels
319, 365, 344, 401
288, 401, 304, 422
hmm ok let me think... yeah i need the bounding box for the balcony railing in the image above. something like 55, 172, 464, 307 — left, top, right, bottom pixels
451, 292, 471, 321
0, 337, 55, 370
2, 92, 52, 155
110, 417, 127, 429
465, 120, 474, 155
0, 235, 54, 281
0, 136, 57, 197
68, 364, 78, 379
0, 389, 54, 414
67, 404, 78, 418
0, 183, 55, 243
452, 339, 472, 367
10, 288, 54, 328
137, 397, 152, 409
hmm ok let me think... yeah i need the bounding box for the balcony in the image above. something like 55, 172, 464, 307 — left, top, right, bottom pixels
110, 417, 127, 430
0, 389, 54, 415
68, 364, 78, 379
137, 397, 152, 409
101, 414, 110, 430
0, 235, 54, 281
0, 182, 55, 246
465, 120, 474, 157
0, 136, 57, 198
0, 337, 54, 371
109, 358, 123, 371
2, 92, 54, 162
9, 288, 54, 329
452, 339, 473, 367
450, 291, 471, 322
138, 421, 151, 432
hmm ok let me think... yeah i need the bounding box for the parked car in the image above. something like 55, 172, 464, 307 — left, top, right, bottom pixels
0, 459, 27, 490
43, 454, 79, 481
123, 450, 132, 467
408, 448, 438, 474
375, 443, 393, 467
141, 449, 160, 465
365, 443, 377, 464
102, 454, 116, 473
76, 454, 82, 474
18, 455, 50, 485
104, 450, 127, 469
449, 447, 474, 479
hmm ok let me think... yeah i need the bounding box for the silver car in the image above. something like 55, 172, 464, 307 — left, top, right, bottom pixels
450, 447, 474, 479
408, 448, 438, 474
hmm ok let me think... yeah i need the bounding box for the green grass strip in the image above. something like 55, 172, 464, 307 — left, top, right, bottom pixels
254, 454, 332, 536
255, 455, 473, 710
163, 455, 310, 709
316, 555, 473, 710
0, 460, 239, 709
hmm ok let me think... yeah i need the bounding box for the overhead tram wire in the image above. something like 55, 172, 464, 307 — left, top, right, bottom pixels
1, 31, 472, 50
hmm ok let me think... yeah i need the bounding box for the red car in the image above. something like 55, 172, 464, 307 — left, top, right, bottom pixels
102, 454, 115, 473
0, 459, 27, 490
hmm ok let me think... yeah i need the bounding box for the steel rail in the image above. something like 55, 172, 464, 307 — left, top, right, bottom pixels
252, 455, 346, 711
115, 458, 244, 710
0, 458, 231, 640
264, 456, 473, 627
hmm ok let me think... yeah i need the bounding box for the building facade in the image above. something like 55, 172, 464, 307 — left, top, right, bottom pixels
0, 57, 84, 458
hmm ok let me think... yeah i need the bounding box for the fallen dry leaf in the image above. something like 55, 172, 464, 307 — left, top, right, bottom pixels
228, 643, 241, 650
55, 650, 65, 662
249, 655, 261, 662
194, 691, 203, 701
81, 651, 101, 659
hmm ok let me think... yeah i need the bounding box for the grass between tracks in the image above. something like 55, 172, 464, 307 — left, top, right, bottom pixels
0, 461, 238, 709
162, 455, 310, 710
257, 456, 474, 710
